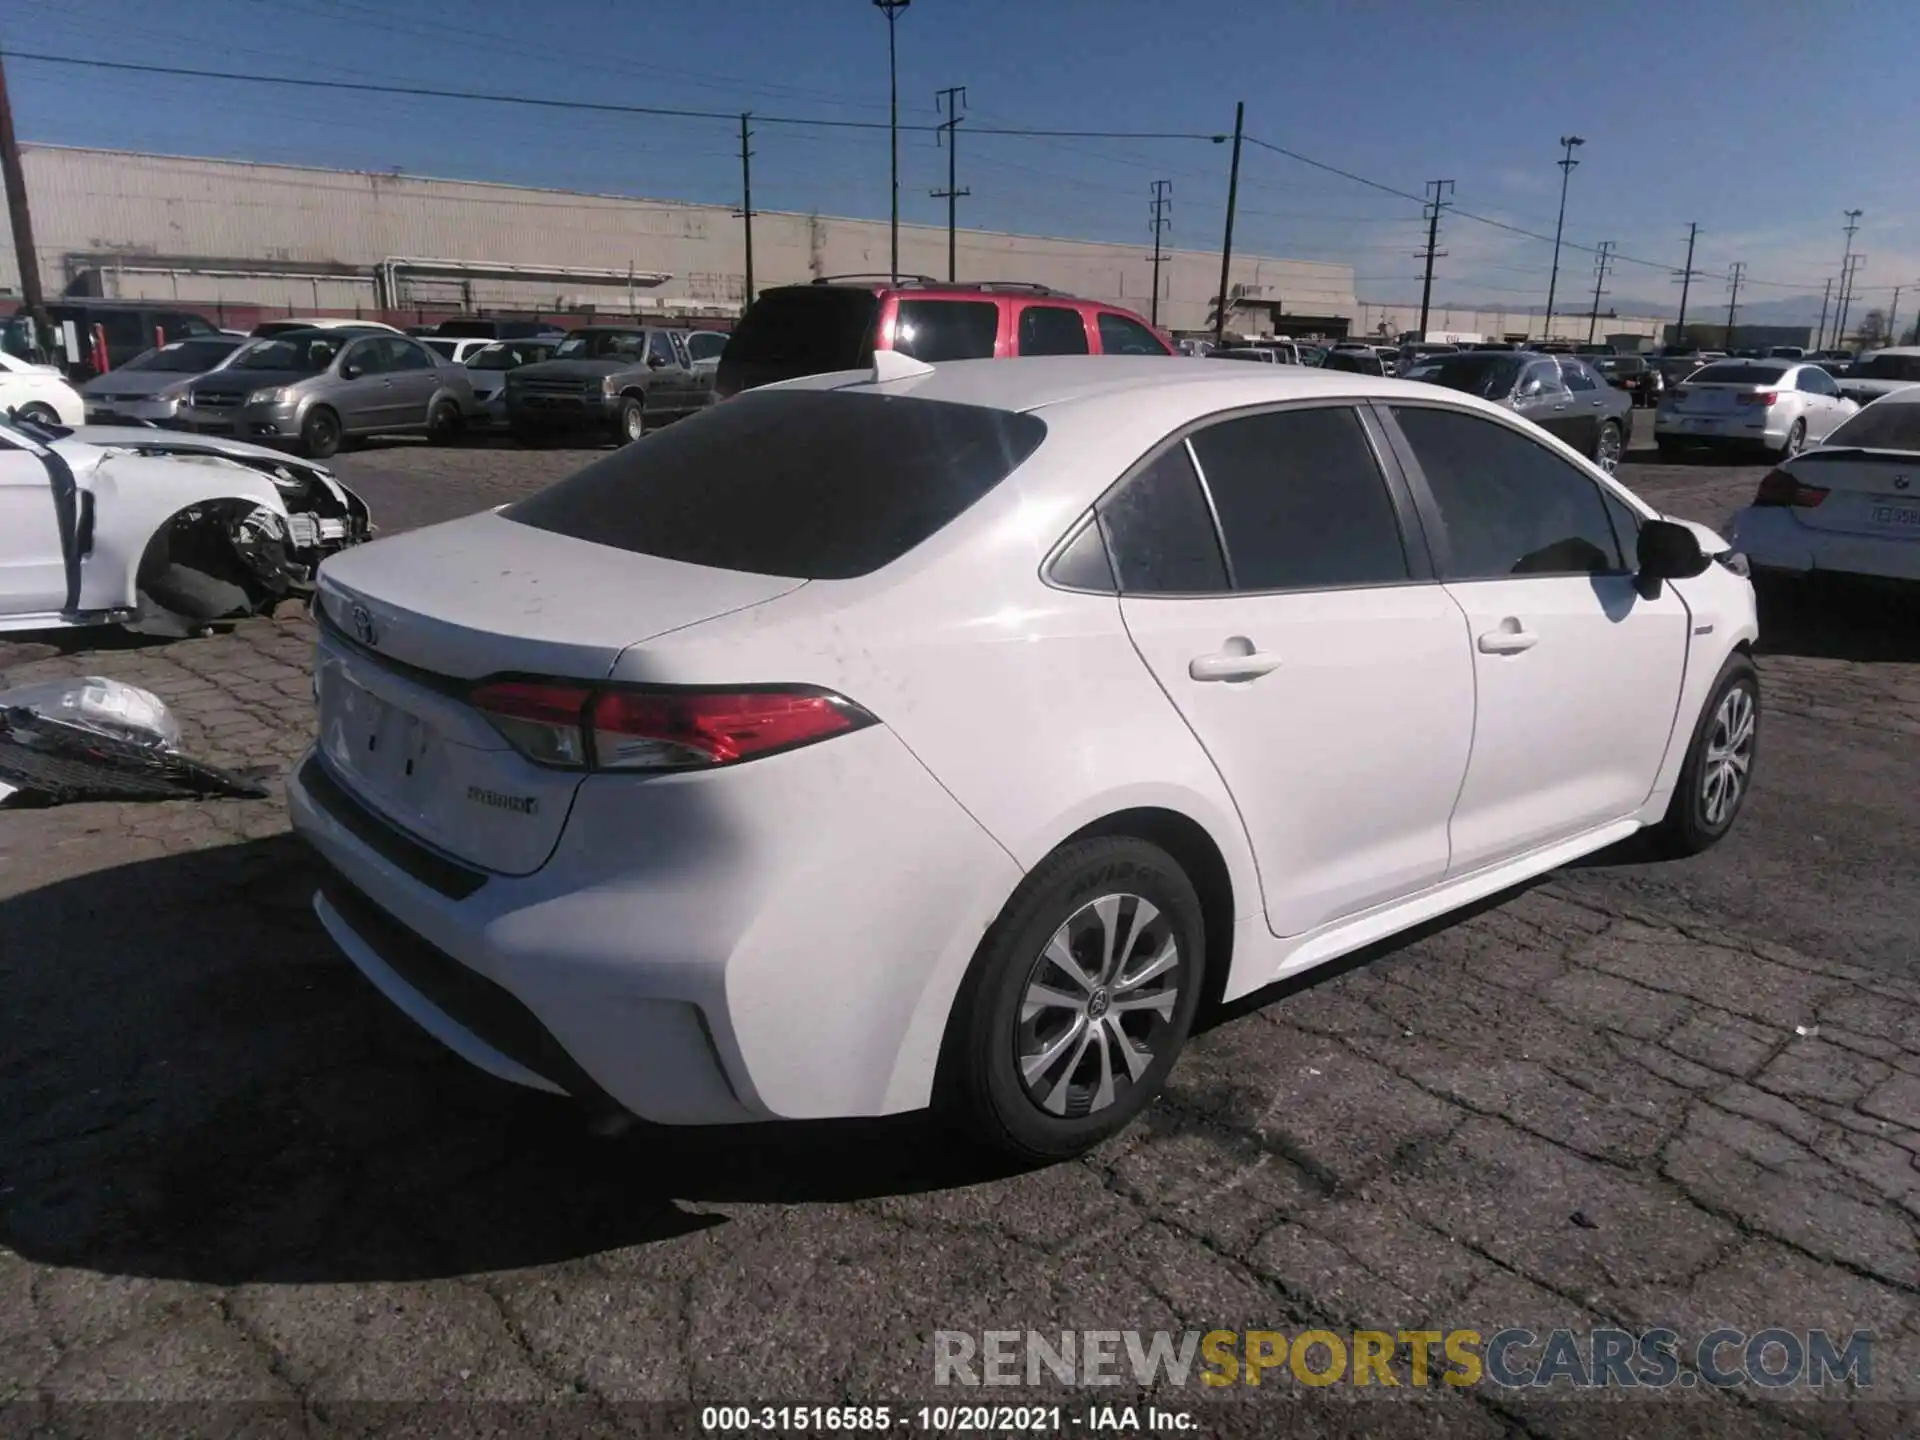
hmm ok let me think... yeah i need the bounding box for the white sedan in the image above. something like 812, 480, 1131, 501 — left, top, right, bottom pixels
0, 351, 85, 427
1, 420, 369, 637
289, 355, 1760, 1160
1731, 387, 1920, 584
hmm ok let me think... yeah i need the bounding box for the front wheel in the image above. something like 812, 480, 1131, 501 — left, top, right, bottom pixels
1593, 419, 1623, 473
614, 395, 646, 444
1646, 653, 1759, 858
941, 836, 1206, 1162
299, 406, 342, 460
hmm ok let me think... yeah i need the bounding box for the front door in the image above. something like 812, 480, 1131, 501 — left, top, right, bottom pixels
1555, 358, 1607, 455
1383, 402, 1690, 873
645, 330, 689, 416
0, 439, 66, 617
332, 338, 390, 433
1109, 405, 1475, 938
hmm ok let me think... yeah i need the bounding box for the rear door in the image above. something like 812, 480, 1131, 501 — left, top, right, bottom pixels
1794, 364, 1850, 440
1382, 402, 1688, 872
1015, 303, 1092, 356
380, 337, 440, 428
1111, 403, 1475, 937
1511, 358, 1582, 446
1556, 358, 1605, 452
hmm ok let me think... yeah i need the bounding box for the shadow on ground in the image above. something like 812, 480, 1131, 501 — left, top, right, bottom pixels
0, 835, 1027, 1288
1754, 574, 1920, 664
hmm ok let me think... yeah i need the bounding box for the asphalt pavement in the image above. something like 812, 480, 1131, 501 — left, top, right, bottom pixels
1, 412, 1916, 1435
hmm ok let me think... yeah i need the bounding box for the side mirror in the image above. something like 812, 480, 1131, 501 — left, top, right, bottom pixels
1638, 519, 1710, 580
646, 354, 669, 369
340, 362, 361, 380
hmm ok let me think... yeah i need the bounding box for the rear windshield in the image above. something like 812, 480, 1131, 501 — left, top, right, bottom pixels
502, 390, 1048, 580
1692, 361, 1788, 384
1820, 400, 1920, 451
1848, 353, 1920, 382
434, 320, 497, 338
725, 288, 879, 371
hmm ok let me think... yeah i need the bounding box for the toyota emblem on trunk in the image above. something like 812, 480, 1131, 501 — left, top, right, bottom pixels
349, 602, 378, 647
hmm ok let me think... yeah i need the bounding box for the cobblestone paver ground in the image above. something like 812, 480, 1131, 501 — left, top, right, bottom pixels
1, 425, 1916, 1435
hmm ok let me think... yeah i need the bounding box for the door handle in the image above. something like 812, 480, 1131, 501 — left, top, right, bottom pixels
1477, 625, 1539, 655
1189, 648, 1282, 682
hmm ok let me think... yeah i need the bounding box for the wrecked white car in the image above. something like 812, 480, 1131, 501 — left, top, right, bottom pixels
0, 417, 370, 638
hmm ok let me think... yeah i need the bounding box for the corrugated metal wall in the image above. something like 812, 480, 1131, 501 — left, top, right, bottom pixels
1, 146, 1358, 334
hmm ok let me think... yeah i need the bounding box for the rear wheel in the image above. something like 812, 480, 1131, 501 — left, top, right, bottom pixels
16, 401, 59, 426
1779, 417, 1807, 459
941, 837, 1205, 1162
300, 406, 342, 460
1646, 653, 1759, 858
426, 398, 462, 446
1593, 420, 1623, 473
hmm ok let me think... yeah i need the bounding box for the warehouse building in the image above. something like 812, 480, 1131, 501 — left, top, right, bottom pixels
0, 145, 1359, 337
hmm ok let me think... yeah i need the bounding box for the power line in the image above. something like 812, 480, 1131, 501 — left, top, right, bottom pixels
0, 49, 1227, 140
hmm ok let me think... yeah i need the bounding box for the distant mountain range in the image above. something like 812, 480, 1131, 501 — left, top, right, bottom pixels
1444, 292, 1846, 327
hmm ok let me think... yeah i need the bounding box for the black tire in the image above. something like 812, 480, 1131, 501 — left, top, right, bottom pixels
300, 406, 342, 460
426, 398, 462, 446
140, 562, 253, 624
940, 836, 1206, 1162
1592, 419, 1624, 473
16, 401, 60, 426
1646, 652, 1760, 859
1779, 417, 1807, 459
614, 395, 646, 445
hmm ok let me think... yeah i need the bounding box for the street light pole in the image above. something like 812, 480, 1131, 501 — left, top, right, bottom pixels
874, 0, 911, 284
1543, 135, 1584, 342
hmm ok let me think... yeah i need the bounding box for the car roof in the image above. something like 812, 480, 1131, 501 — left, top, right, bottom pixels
763, 353, 1486, 417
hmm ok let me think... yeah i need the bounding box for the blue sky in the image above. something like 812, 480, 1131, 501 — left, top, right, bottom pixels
7, 0, 1917, 320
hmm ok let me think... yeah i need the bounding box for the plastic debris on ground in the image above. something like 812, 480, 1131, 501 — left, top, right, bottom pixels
0, 676, 273, 807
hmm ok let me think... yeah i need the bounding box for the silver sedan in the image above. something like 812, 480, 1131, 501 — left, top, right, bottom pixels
1655, 358, 1857, 459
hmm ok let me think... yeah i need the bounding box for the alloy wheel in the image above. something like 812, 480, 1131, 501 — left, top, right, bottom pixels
1015, 892, 1183, 1118
1701, 683, 1756, 827
1596, 423, 1622, 473
1784, 420, 1806, 457
624, 403, 645, 441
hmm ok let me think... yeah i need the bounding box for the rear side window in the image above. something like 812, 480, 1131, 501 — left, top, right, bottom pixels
724, 288, 879, 370
1017, 305, 1090, 356
1188, 407, 1409, 592
1097, 312, 1168, 356
1097, 443, 1229, 594
502, 391, 1046, 580
892, 300, 998, 361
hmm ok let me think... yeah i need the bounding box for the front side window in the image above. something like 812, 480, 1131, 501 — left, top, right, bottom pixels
385, 339, 432, 370
1017, 305, 1090, 356
1186, 407, 1409, 592
556, 329, 645, 360
1096, 312, 1168, 356
891, 301, 999, 362
1097, 443, 1229, 594
646, 331, 677, 366
1390, 406, 1628, 578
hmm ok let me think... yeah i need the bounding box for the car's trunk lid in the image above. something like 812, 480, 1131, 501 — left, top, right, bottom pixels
311, 511, 804, 873
1782, 449, 1920, 539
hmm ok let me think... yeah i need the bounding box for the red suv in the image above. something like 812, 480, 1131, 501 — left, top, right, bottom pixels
714, 277, 1173, 398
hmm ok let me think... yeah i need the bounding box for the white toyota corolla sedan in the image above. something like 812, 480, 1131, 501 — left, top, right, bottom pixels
289, 355, 1761, 1160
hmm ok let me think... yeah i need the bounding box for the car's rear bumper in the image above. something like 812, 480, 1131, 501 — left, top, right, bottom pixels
286, 729, 1022, 1126
1729, 505, 1920, 583
1654, 413, 1785, 446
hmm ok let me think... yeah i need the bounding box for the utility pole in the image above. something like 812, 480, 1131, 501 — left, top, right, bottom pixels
1148, 180, 1172, 329
1543, 134, 1585, 341
1834, 209, 1863, 349
930, 85, 968, 283
1212, 101, 1244, 347
1415, 179, 1453, 339
873, 0, 910, 284
1816, 278, 1833, 350
1836, 252, 1866, 348
1889, 285, 1903, 345
1587, 241, 1614, 344
735, 113, 755, 313
1724, 262, 1745, 349
0, 51, 49, 356
1673, 222, 1698, 342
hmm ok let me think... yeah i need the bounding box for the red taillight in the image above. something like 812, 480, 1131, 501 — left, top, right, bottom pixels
591, 688, 868, 770
470, 679, 873, 771
470, 680, 594, 766
1736, 391, 1779, 406
1752, 469, 1829, 508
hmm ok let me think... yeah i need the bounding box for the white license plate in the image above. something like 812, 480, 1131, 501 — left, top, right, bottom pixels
1870, 504, 1920, 527
326, 669, 439, 795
